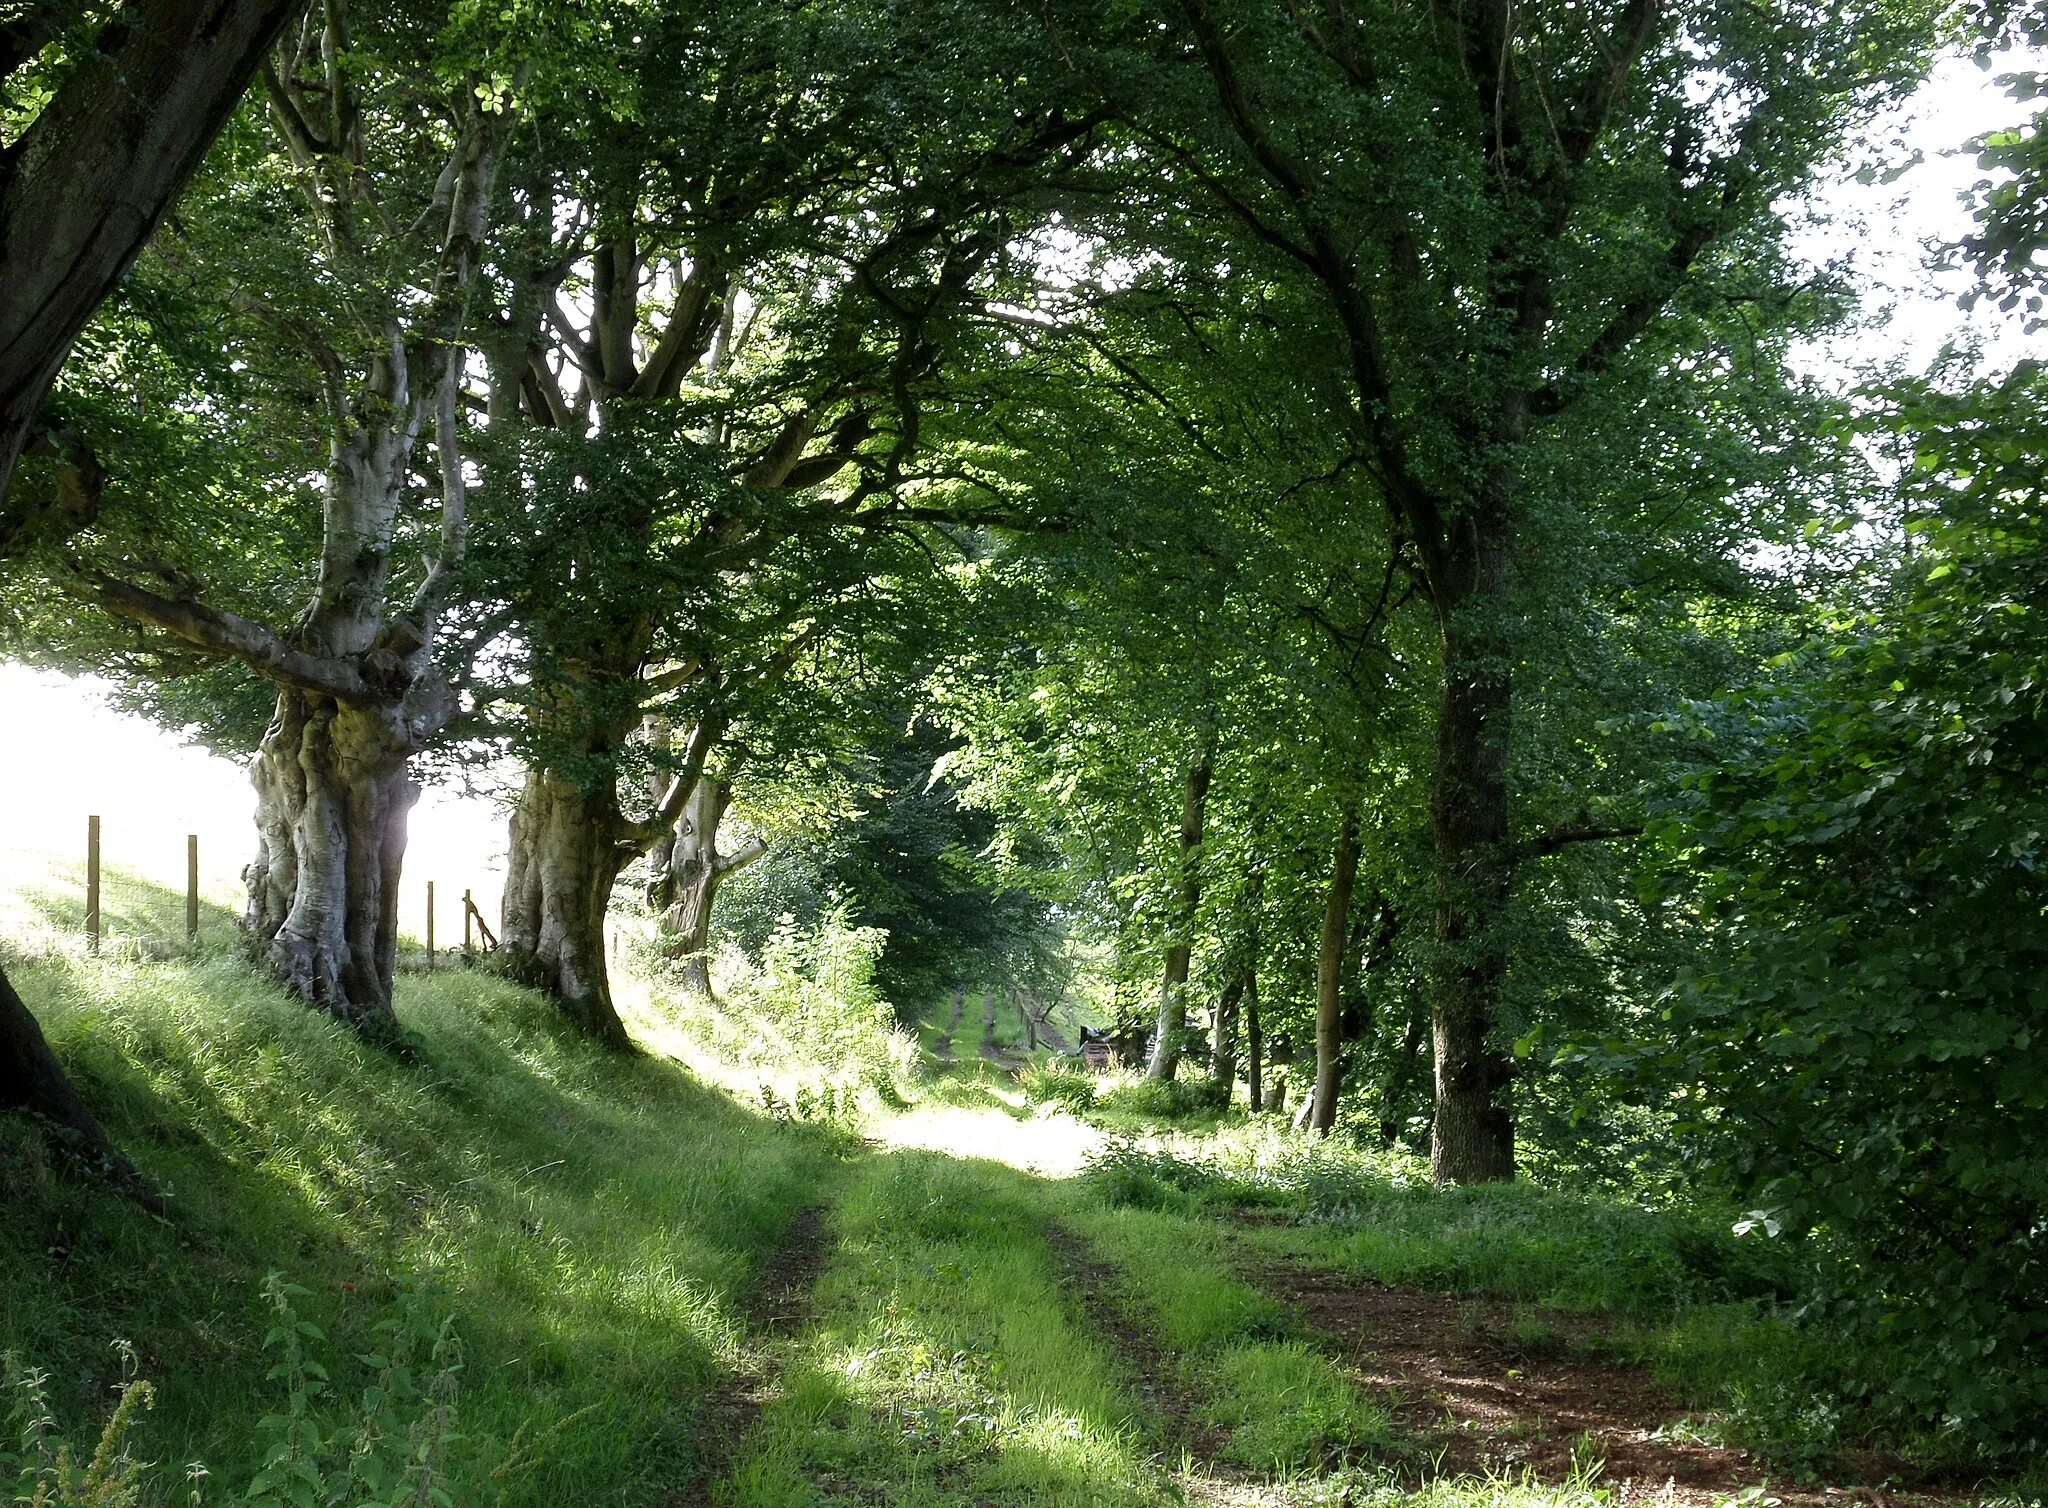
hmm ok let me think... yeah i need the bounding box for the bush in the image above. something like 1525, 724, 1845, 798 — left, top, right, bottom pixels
718, 907, 920, 1092
1094, 1075, 1228, 1120
1595, 395, 2048, 1455
1079, 1139, 1242, 1211
1018, 1060, 1095, 1112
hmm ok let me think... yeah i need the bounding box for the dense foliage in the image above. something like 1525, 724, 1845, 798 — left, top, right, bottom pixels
1, 0, 2045, 1470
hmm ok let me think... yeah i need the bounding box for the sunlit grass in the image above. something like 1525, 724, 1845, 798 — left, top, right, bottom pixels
723, 1152, 1172, 1507
1060, 1201, 1393, 1476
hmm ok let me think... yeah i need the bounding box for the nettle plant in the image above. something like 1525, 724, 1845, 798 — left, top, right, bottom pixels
1, 1277, 478, 1508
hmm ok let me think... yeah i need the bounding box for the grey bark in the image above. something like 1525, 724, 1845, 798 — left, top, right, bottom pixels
501, 771, 632, 1048
501, 712, 724, 1042
244, 692, 419, 1033
1146, 727, 1216, 1081
653, 773, 765, 997
0, 0, 303, 516
93, 77, 506, 1034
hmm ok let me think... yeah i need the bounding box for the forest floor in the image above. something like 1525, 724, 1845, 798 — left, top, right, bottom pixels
0, 940, 2033, 1507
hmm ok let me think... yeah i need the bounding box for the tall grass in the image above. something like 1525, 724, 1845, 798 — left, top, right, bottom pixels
0, 947, 838, 1506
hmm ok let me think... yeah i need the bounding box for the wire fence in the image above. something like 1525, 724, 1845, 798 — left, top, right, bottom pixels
0, 814, 502, 971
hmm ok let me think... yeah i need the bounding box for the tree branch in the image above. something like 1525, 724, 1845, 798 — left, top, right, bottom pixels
89, 574, 371, 701
1520, 820, 1643, 860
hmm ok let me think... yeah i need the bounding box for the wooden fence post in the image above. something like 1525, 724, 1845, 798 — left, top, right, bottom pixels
426, 881, 435, 970
85, 815, 100, 953
186, 834, 199, 943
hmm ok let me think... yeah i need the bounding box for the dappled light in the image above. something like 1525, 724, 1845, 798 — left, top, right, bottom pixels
4, 0, 2047, 1502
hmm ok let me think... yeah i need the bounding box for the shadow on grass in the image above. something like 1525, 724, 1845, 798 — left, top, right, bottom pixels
0, 947, 847, 1507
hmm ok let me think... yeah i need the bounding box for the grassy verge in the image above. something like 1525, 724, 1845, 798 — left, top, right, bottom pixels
1, 947, 843, 1506
721, 1151, 1170, 1507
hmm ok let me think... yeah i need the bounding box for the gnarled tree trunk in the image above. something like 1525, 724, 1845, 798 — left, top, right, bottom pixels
501, 713, 723, 1040
501, 770, 633, 1049
653, 773, 764, 997
244, 691, 417, 1036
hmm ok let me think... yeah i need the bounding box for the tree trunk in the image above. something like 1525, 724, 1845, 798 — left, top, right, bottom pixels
0, 0, 302, 514
243, 689, 416, 1038
0, 962, 165, 1211
501, 770, 633, 1049
1019, 989, 1039, 1051
980, 990, 998, 1057
1311, 805, 1361, 1137
656, 773, 763, 997
1244, 970, 1263, 1111
1146, 728, 1215, 1080
1429, 578, 1517, 1183
1209, 974, 1243, 1097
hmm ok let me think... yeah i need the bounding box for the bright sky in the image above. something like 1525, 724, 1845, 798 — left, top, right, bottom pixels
0, 49, 2036, 946
0, 662, 506, 942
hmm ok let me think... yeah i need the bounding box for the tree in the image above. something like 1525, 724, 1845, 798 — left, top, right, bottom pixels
0, 0, 308, 1192
1598, 363, 2048, 1448
1083, 0, 1941, 1179
0, 0, 302, 514
471, 0, 1110, 1040
69, 0, 519, 1036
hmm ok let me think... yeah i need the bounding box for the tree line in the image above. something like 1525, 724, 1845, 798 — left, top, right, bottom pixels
1, 0, 2044, 1453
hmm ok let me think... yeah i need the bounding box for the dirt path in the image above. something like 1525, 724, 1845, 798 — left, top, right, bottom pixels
674, 1205, 833, 1505
1239, 1255, 1953, 1507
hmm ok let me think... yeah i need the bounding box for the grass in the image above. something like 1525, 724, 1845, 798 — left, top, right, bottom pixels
1064, 1121, 1923, 1467
9, 927, 2035, 1504
1057, 1199, 1394, 1474
1, 944, 841, 1506
721, 1152, 1171, 1507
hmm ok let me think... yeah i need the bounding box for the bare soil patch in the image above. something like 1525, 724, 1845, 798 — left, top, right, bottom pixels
1241, 1256, 1961, 1507
671, 1205, 833, 1506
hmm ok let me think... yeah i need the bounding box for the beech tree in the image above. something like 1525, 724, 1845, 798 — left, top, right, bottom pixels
467, 0, 1109, 1042
69, 0, 522, 1036
1076, 0, 1941, 1180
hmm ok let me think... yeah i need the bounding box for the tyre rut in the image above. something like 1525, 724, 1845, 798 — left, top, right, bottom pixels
673, 1204, 833, 1506
1042, 1221, 1275, 1507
